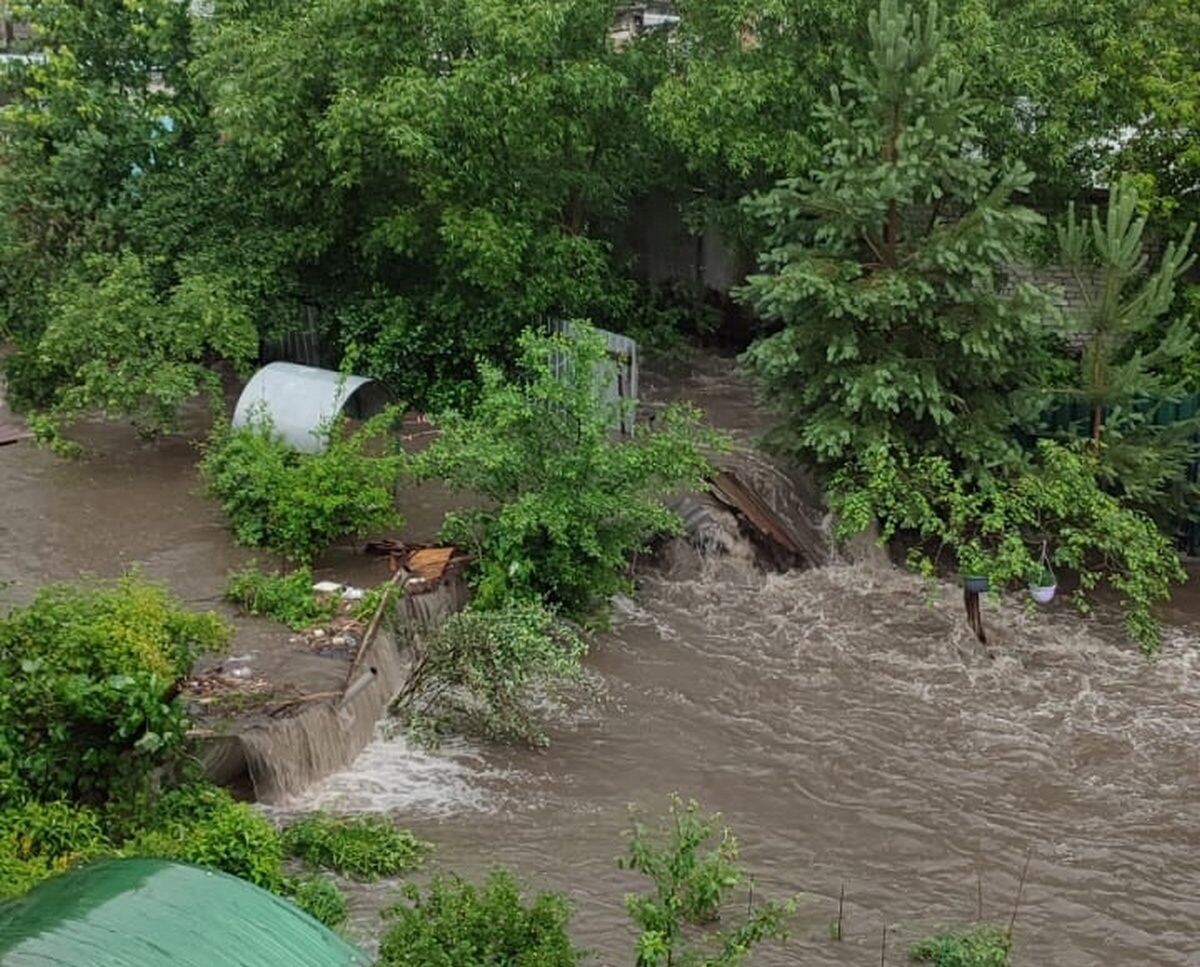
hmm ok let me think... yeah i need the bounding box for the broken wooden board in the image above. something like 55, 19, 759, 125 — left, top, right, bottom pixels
709, 469, 807, 560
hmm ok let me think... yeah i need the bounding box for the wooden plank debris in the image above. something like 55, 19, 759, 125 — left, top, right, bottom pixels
709, 469, 807, 559
0, 423, 32, 447
407, 547, 454, 580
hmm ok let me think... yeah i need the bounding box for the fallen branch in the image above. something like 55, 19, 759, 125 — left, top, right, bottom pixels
345, 566, 408, 686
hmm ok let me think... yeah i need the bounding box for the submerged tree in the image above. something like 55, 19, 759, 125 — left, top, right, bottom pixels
417, 323, 716, 621
1056, 183, 1198, 509
621, 795, 794, 967
738, 0, 1055, 471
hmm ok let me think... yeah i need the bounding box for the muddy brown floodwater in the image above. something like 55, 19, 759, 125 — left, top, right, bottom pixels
5, 354, 1200, 965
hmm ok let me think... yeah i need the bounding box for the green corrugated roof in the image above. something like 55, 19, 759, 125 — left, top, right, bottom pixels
0, 858, 369, 966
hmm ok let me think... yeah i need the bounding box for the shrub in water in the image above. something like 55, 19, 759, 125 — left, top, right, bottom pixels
285, 874, 349, 929
393, 600, 586, 747
621, 794, 793, 967
201, 408, 406, 563
910, 925, 1013, 967
281, 812, 428, 880
417, 324, 716, 621
0, 575, 230, 803
225, 562, 335, 630
829, 439, 1185, 653
378, 871, 581, 967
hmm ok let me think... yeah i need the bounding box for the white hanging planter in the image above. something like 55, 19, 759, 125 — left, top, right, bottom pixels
1029, 558, 1057, 604
1029, 582, 1058, 604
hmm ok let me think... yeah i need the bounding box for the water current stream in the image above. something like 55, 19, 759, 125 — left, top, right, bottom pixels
3, 353, 1199, 965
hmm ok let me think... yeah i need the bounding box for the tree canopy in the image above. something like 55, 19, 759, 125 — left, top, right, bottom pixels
2, 0, 1196, 435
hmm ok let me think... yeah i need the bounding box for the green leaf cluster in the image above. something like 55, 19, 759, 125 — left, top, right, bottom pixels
281, 812, 429, 881
829, 439, 1186, 652
393, 600, 587, 748
119, 783, 285, 891
0, 575, 230, 804
418, 323, 716, 620
201, 408, 406, 564
910, 924, 1012, 967
652, 0, 1194, 226
378, 870, 582, 967
620, 794, 793, 967
225, 562, 337, 631
9, 252, 257, 444
0, 802, 108, 902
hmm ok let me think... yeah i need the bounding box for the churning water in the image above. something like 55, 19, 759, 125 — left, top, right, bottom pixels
280, 556, 1200, 966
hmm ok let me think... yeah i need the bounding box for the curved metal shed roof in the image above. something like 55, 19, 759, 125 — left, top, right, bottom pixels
231, 362, 393, 453
0, 858, 368, 966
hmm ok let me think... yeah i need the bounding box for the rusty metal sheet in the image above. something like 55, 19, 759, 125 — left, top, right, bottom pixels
407, 547, 454, 580
709, 469, 806, 558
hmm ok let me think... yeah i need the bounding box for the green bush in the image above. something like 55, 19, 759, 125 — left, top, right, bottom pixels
225, 563, 336, 630
0, 575, 231, 803
910, 925, 1013, 966
122, 783, 284, 891
284, 875, 349, 929
417, 324, 716, 621
201, 407, 406, 563
378, 871, 581, 967
829, 439, 1186, 653
0, 802, 109, 900
621, 795, 793, 967
393, 601, 587, 747
281, 813, 428, 881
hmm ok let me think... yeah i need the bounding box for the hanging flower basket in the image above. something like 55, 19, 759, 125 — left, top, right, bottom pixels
1029, 564, 1057, 604
1027, 544, 1059, 604
962, 575, 989, 594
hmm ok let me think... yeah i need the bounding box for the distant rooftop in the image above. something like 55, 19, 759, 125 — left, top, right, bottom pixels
611, 2, 680, 46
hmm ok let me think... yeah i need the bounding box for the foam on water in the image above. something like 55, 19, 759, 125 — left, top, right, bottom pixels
278, 729, 507, 817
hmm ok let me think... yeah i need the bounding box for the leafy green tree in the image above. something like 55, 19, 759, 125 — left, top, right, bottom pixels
738, 0, 1055, 470
193, 0, 661, 409
417, 323, 716, 619
621, 795, 793, 967
1055, 182, 1198, 508
0, 1, 291, 434
15, 252, 257, 447
1110, 2, 1200, 235
651, 0, 1190, 231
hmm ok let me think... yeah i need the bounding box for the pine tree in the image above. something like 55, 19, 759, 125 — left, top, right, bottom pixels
1056, 183, 1198, 509
738, 0, 1054, 471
